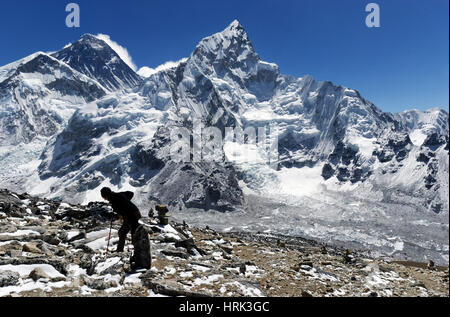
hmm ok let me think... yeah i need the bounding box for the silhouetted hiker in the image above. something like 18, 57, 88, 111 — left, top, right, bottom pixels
101, 187, 151, 270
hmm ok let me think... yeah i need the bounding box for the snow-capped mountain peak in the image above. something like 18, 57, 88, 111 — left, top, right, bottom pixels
191, 20, 262, 75
51, 34, 142, 91
0, 20, 448, 265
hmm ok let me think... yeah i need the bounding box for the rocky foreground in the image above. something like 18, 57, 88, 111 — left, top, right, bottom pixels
0, 189, 448, 297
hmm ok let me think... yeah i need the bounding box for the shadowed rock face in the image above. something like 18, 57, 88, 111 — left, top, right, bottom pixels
52, 34, 142, 91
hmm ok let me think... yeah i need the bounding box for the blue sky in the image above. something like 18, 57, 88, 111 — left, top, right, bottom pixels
0, 0, 448, 113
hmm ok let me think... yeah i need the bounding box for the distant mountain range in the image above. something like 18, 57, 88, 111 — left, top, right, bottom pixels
0, 20, 448, 264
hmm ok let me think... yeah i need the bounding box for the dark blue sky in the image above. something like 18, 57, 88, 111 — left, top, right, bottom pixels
0, 0, 448, 113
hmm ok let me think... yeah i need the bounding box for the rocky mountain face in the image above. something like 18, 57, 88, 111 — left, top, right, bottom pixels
0, 21, 448, 264
0, 52, 106, 146
0, 189, 448, 297
52, 34, 142, 91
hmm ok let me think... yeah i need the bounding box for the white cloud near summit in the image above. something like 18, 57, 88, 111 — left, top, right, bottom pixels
96, 34, 137, 71
137, 58, 188, 78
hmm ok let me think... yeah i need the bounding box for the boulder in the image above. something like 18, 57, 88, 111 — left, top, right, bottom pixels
22, 242, 42, 254
29, 267, 50, 281
0, 270, 20, 287
175, 238, 196, 251
0, 240, 22, 253
43, 234, 61, 246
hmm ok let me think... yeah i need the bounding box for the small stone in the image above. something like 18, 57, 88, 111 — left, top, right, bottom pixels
9, 249, 22, 258
301, 290, 313, 297
68, 231, 86, 242
239, 263, 246, 275
300, 265, 312, 271
43, 234, 61, 246
411, 282, 427, 289
300, 261, 313, 267
155, 204, 168, 215
29, 267, 50, 281
107, 280, 118, 288
159, 216, 169, 225
369, 292, 378, 297
175, 238, 196, 251
161, 249, 189, 259
22, 242, 41, 254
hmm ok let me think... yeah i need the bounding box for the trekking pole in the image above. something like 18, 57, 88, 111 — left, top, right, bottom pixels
106, 219, 113, 255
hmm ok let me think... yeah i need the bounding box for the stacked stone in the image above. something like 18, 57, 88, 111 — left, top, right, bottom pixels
155, 204, 169, 225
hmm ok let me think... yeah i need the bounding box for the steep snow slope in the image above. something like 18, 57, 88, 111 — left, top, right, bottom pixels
0, 52, 106, 146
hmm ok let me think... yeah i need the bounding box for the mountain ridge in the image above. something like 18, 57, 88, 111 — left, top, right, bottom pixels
0, 20, 448, 264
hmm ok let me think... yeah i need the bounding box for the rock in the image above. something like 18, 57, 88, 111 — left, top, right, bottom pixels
342, 249, 354, 264
68, 231, 86, 242
155, 204, 169, 215
0, 270, 20, 287
99, 262, 124, 275
84, 277, 117, 290
218, 244, 233, 254
43, 234, 61, 246
161, 249, 189, 259
0, 240, 22, 253
300, 265, 312, 271
301, 290, 313, 297
29, 267, 50, 281
22, 242, 42, 254
427, 260, 435, 270
9, 249, 23, 258
411, 282, 427, 289
300, 261, 313, 267
239, 263, 246, 275
80, 254, 97, 275
159, 216, 169, 225
143, 280, 211, 297
75, 244, 95, 254
368, 292, 378, 297
158, 233, 181, 243
175, 238, 196, 251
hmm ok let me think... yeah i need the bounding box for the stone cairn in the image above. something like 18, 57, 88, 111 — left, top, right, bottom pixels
155, 204, 169, 225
